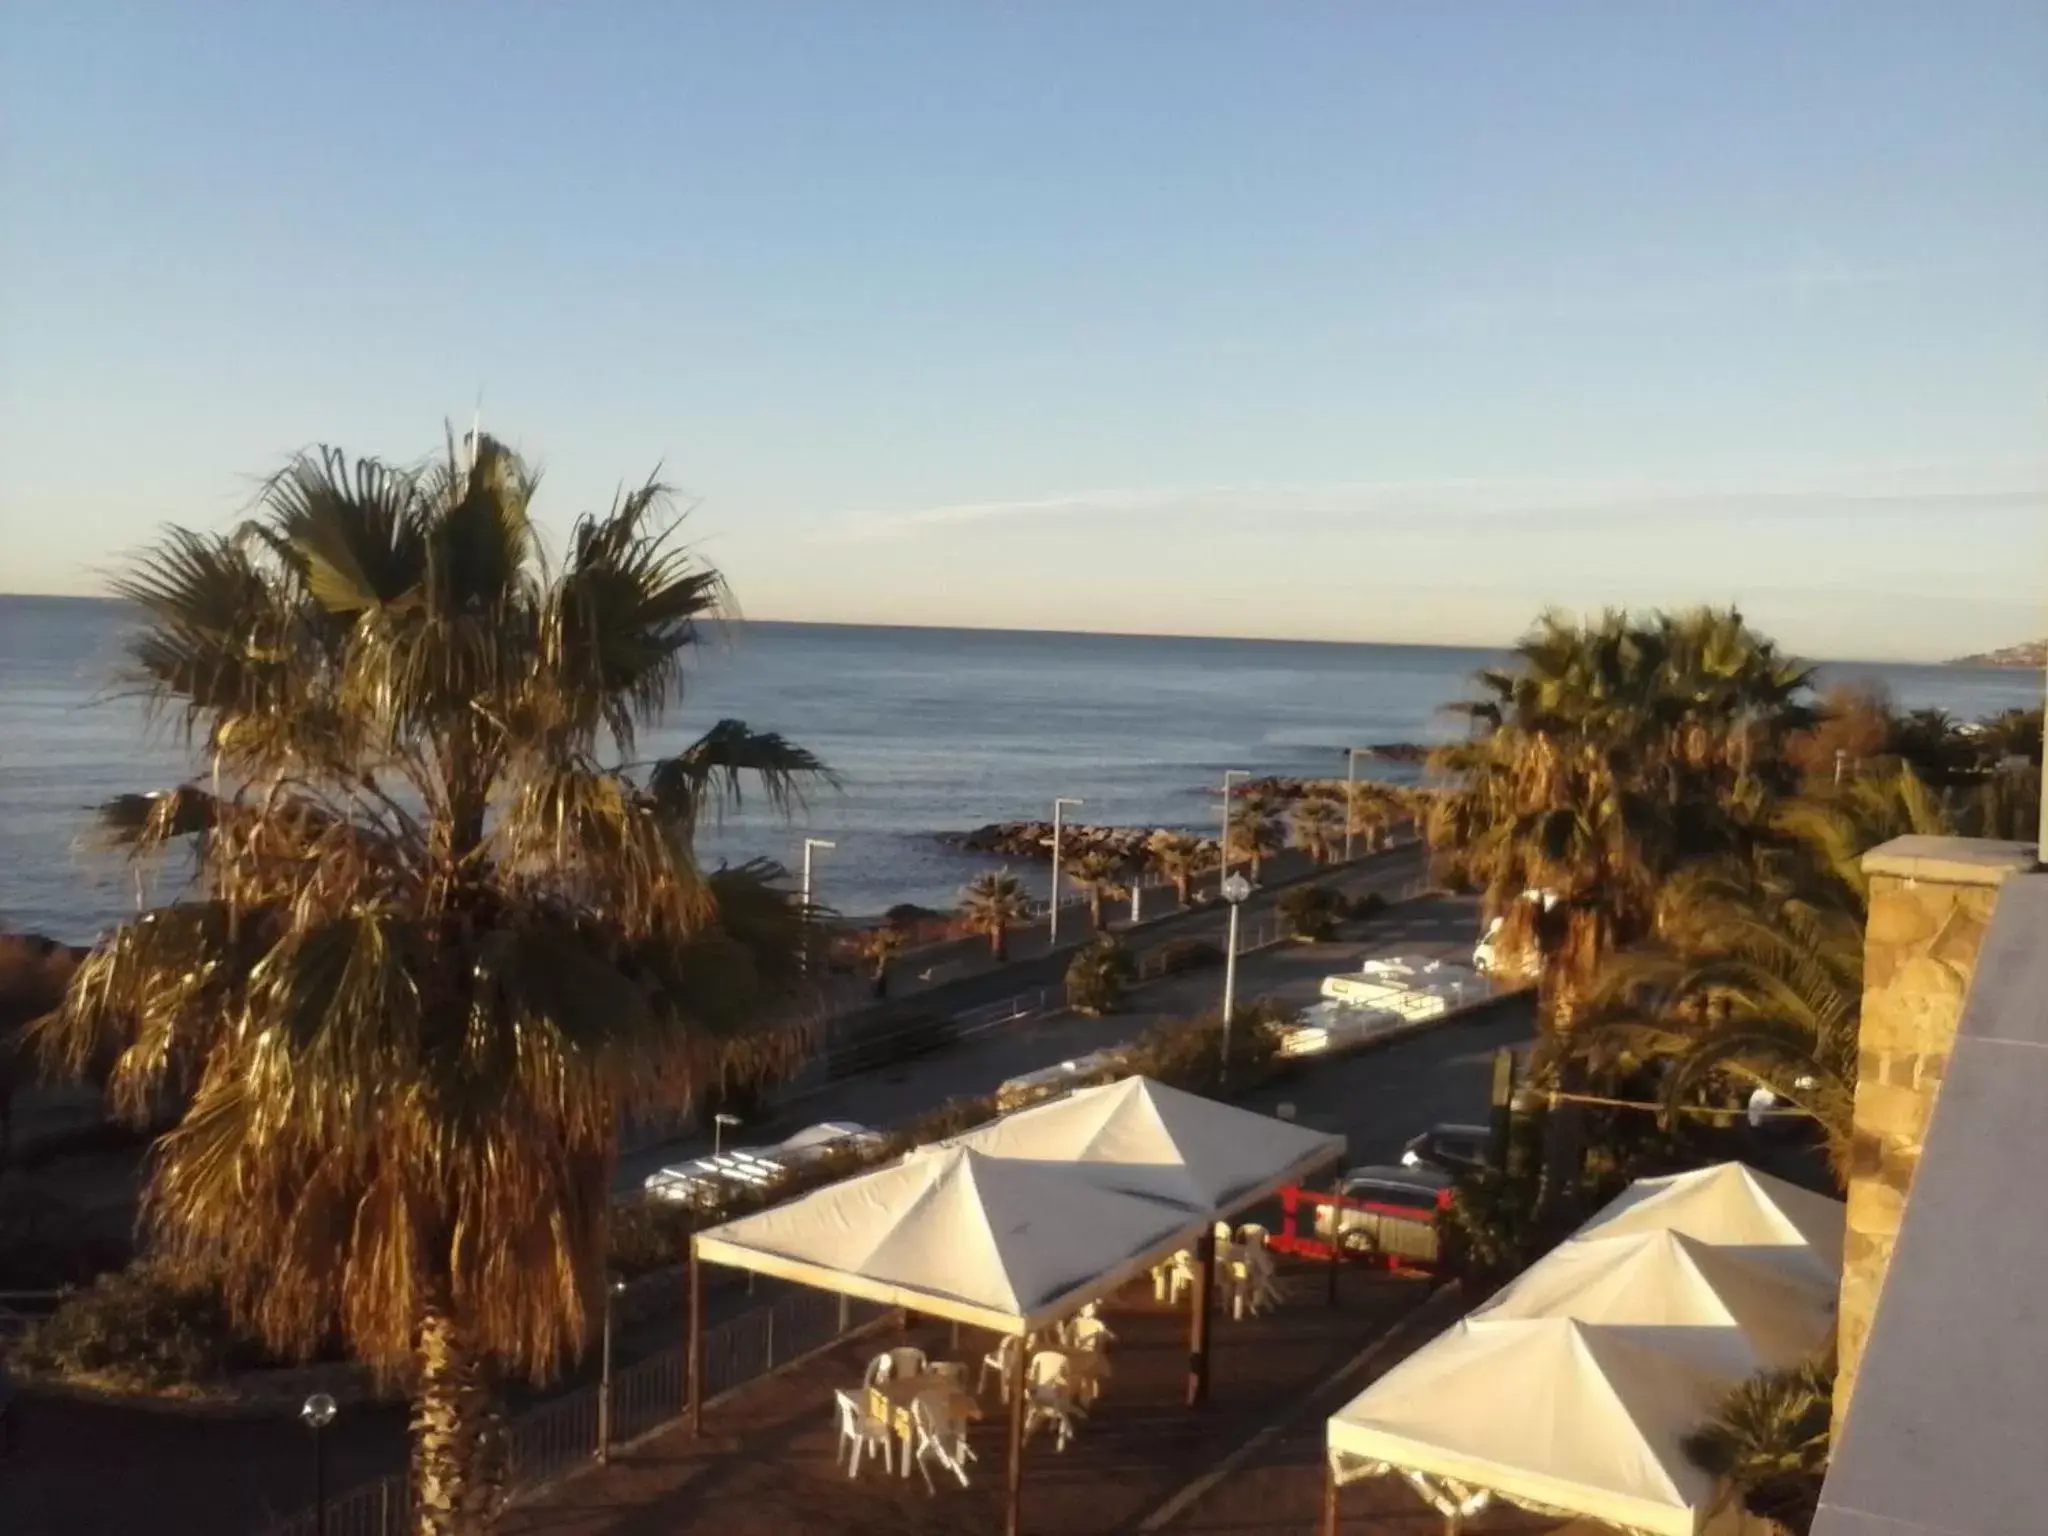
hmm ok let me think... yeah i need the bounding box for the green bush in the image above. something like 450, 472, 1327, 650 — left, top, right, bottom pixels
1066, 937, 1134, 1015
1344, 891, 1389, 922
1151, 937, 1223, 975
1280, 886, 1343, 941
16, 1261, 273, 1390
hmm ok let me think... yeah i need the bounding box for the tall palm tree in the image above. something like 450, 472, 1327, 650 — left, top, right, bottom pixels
31, 435, 827, 1535
959, 870, 1032, 961
1289, 792, 1343, 864
1427, 606, 1811, 1038
1146, 830, 1206, 907
1228, 789, 1286, 882
1065, 848, 1126, 930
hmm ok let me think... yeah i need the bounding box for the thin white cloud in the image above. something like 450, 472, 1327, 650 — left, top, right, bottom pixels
819, 462, 2042, 543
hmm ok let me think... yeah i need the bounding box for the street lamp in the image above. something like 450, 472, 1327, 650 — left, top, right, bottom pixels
1343, 747, 1374, 862
1218, 871, 1252, 1075
301, 1392, 338, 1536
1049, 797, 1085, 946
1218, 770, 1250, 888
711, 1112, 741, 1160
597, 1274, 627, 1462
800, 838, 835, 974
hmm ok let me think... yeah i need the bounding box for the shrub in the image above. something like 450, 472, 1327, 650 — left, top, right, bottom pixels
1115, 1001, 1295, 1095
605, 1199, 702, 1280
1344, 891, 1389, 922
1066, 938, 1134, 1015
15, 1260, 274, 1390
1151, 937, 1223, 975
1280, 886, 1343, 941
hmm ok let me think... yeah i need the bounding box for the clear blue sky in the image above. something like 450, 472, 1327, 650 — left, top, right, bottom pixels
4, 3, 2043, 660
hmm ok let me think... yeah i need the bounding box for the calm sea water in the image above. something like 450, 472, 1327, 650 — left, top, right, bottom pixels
1, 594, 2039, 943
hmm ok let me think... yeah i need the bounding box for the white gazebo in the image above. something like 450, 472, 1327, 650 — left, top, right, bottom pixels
1323, 1161, 1843, 1535
944, 1074, 1346, 1216
686, 1078, 1345, 1536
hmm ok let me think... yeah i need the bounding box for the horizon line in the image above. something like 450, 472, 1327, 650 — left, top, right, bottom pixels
5, 588, 2015, 669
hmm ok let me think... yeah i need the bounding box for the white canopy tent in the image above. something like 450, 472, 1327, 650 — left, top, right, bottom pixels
1324, 1162, 1843, 1535
944, 1074, 1346, 1216
1468, 1228, 1836, 1374
1329, 1316, 1752, 1536
692, 1142, 1206, 1336
687, 1079, 1341, 1536
1567, 1162, 1844, 1289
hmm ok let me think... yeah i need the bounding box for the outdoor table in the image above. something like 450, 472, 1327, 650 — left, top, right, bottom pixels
867, 1374, 983, 1476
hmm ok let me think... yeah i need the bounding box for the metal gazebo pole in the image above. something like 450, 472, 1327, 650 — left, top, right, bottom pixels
1006, 1332, 1030, 1536
686, 1237, 704, 1438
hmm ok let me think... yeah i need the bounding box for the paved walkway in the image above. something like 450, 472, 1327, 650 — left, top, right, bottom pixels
497, 1270, 1440, 1536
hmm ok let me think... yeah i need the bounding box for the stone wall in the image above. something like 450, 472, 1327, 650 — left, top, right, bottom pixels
1837, 835, 2036, 1429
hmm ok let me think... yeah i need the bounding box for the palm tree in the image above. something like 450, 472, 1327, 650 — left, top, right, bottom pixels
859, 926, 908, 999
1065, 848, 1127, 930
1228, 790, 1286, 882
1682, 1355, 1834, 1532
1573, 763, 1953, 1181
1146, 830, 1206, 907
1427, 606, 1811, 1038
959, 870, 1032, 961
1065, 936, 1134, 1016
31, 434, 827, 1535
1289, 792, 1343, 864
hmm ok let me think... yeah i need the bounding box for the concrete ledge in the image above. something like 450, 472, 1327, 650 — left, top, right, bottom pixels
1861, 835, 2036, 887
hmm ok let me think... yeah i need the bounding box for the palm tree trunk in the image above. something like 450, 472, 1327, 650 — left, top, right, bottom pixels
1088, 890, 1104, 930
1174, 873, 1191, 906
991, 925, 1008, 962
413, 1302, 503, 1536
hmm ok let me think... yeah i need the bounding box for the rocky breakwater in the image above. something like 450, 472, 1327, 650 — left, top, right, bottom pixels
947, 821, 1213, 864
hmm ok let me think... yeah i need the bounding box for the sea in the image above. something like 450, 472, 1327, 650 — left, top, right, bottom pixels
1, 594, 2040, 945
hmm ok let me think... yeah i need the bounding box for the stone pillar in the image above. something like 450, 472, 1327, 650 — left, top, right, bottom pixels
1837, 835, 2035, 1430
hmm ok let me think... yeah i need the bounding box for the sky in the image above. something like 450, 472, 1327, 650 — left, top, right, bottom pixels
3, 2, 2044, 661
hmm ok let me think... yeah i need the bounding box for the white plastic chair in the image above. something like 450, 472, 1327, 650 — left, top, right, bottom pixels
1023, 1351, 1078, 1451
834, 1388, 894, 1479
1067, 1314, 1115, 1353
1229, 1244, 1284, 1320
910, 1389, 978, 1491
1235, 1222, 1270, 1250
1166, 1248, 1199, 1305
863, 1352, 893, 1388
884, 1345, 929, 1383
978, 1334, 1021, 1398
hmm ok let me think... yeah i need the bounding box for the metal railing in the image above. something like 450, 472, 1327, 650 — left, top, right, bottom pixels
260, 1288, 884, 1536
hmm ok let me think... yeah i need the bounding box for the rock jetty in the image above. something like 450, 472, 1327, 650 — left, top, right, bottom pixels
947, 822, 1212, 863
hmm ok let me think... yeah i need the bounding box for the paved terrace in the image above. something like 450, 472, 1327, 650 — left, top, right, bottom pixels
497, 1269, 1554, 1536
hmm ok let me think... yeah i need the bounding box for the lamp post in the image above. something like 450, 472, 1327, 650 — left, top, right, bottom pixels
1219, 871, 1252, 1075
1049, 797, 1084, 946
597, 1275, 626, 1461
301, 1392, 337, 1536
1218, 770, 1250, 889
711, 1111, 740, 1160
800, 837, 835, 975
1342, 747, 1374, 862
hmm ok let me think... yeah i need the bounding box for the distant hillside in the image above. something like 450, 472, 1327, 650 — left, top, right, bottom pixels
1949, 640, 2048, 668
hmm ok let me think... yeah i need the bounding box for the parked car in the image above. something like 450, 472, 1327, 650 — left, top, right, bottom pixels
1315, 1163, 1455, 1267
1400, 1122, 1492, 1176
